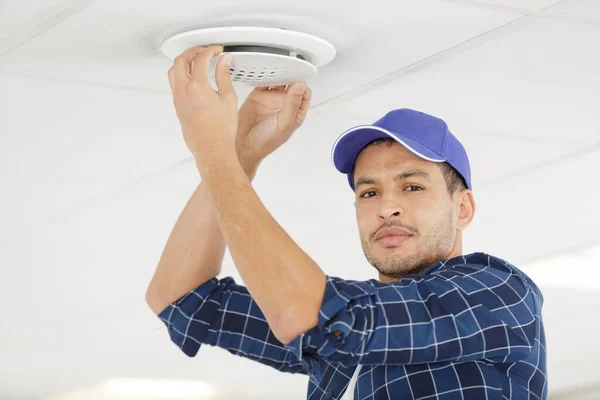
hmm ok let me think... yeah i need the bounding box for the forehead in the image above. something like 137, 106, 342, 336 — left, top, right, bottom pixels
354, 141, 432, 171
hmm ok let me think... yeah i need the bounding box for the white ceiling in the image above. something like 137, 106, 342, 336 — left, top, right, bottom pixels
1, 0, 599, 398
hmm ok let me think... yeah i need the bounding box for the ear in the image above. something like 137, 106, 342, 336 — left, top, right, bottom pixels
456, 190, 476, 231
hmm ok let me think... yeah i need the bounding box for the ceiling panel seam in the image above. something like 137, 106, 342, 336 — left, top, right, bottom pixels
478, 144, 600, 188
0, 156, 196, 250
543, 11, 600, 26
311, 0, 593, 111
312, 112, 591, 147
443, 0, 600, 24
0, 67, 170, 96
0, 0, 98, 59
521, 239, 600, 265
311, 13, 536, 110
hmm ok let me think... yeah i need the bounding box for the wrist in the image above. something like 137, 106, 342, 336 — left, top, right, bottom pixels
240, 157, 261, 181
193, 139, 237, 175
237, 147, 262, 179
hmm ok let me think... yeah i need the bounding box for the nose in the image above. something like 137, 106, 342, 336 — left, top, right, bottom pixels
377, 194, 404, 219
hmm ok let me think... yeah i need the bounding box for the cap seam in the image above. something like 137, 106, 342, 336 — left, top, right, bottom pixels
440, 126, 449, 156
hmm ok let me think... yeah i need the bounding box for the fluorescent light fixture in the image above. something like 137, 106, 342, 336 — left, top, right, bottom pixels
521, 242, 600, 290
47, 377, 221, 400
102, 377, 220, 399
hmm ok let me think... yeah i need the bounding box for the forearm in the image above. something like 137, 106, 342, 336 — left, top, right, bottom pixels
145, 160, 259, 316
199, 151, 327, 343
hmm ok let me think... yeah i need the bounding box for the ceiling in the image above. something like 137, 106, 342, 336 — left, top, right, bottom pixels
1, 0, 599, 398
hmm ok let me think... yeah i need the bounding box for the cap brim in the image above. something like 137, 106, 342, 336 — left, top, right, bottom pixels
331, 125, 446, 174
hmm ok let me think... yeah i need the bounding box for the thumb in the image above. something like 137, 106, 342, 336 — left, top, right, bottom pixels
215, 53, 236, 100
277, 82, 306, 132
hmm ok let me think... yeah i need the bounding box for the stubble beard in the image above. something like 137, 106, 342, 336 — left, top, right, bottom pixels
362, 212, 455, 280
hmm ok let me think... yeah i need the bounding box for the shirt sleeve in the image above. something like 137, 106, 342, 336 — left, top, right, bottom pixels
157, 276, 308, 374
285, 261, 539, 367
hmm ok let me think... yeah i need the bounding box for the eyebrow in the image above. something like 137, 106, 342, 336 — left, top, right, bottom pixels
354, 169, 431, 189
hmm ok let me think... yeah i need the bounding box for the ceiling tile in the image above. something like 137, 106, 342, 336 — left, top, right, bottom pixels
0, 0, 522, 105
0, 74, 192, 244
551, 0, 600, 21
316, 16, 600, 145
464, 146, 600, 265
0, 0, 91, 46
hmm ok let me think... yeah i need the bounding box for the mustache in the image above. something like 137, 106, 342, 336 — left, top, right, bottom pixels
371, 221, 418, 241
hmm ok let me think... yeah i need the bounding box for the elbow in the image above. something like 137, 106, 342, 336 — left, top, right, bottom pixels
270, 309, 319, 346
271, 279, 327, 345
270, 318, 309, 346
145, 284, 166, 316
145, 287, 157, 314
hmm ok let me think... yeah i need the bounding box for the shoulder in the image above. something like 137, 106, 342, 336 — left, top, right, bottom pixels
323, 252, 544, 303
424, 252, 544, 304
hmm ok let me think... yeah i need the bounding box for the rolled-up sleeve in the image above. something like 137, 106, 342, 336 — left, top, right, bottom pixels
285, 263, 538, 368
158, 276, 308, 374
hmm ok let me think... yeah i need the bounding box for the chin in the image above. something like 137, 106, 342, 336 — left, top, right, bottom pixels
376, 241, 415, 258
374, 248, 436, 277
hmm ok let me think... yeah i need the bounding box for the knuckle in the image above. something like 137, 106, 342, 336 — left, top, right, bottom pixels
174, 83, 188, 95
190, 80, 203, 91
186, 46, 201, 55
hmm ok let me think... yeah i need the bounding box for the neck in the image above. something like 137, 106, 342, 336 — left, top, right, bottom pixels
447, 231, 463, 259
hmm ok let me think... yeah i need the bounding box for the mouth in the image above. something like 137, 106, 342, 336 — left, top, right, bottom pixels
375, 235, 412, 247
373, 226, 414, 247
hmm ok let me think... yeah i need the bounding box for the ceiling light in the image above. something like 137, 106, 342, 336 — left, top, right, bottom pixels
46, 377, 221, 400
101, 377, 220, 399
160, 26, 336, 87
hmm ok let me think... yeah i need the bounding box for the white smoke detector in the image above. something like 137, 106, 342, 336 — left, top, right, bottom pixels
161, 26, 336, 87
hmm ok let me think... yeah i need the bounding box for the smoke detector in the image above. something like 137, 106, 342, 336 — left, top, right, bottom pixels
160, 26, 336, 87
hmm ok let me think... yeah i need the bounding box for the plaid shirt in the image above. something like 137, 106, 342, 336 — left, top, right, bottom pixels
158, 252, 547, 399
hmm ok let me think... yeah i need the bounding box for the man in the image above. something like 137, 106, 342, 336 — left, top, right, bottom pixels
146, 46, 547, 399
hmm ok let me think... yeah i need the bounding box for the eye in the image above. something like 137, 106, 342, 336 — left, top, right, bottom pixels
406, 185, 423, 192
360, 190, 378, 198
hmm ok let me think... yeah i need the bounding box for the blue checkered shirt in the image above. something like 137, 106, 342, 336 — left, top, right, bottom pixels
157, 252, 547, 399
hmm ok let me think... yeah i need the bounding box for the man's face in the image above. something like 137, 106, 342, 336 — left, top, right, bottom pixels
353, 142, 461, 281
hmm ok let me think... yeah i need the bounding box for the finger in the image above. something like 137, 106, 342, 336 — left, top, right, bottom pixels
295, 85, 312, 125
277, 82, 307, 132
168, 67, 175, 91
191, 45, 224, 84
215, 53, 236, 101
172, 46, 213, 86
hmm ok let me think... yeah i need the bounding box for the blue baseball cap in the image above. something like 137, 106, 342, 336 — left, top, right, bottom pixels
331, 108, 472, 191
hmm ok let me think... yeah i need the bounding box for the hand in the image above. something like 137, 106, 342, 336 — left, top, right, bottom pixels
235, 82, 312, 171
168, 46, 238, 159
